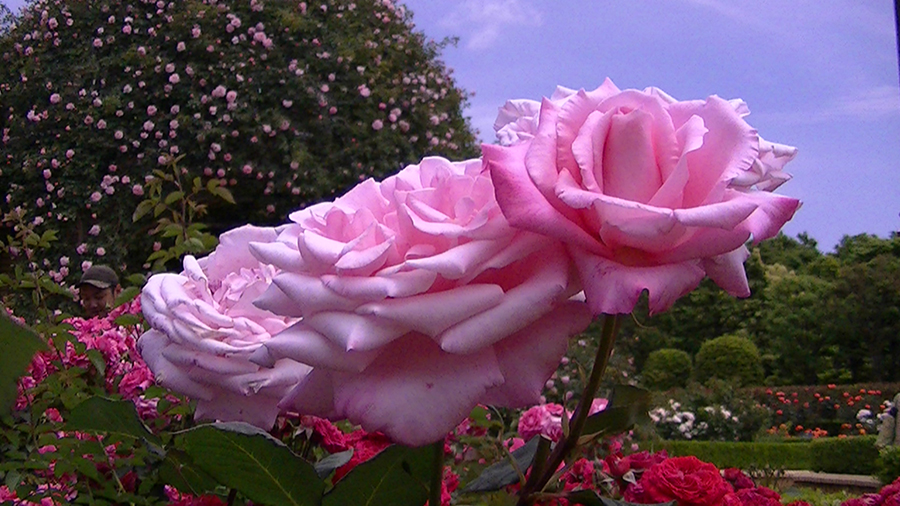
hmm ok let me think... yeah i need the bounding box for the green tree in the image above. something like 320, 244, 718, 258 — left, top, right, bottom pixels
829, 253, 900, 382
0, 0, 478, 282
756, 232, 823, 272
755, 264, 841, 385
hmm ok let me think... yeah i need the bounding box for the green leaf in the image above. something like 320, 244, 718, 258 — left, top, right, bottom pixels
0, 313, 46, 412
566, 490, 675, 506
164, 191, 185, 206
162, 223, 184, 238
86, 349, 106, 377
113, 286, 141, 309
113, 313, 143, 327
580, 385, 651, 443
132, 200, 155, 222
323, 444, 435, 506
462, 435, 542, 493
180, 421, 324, 506
159, 448, 221, 497
184, 237, 205, 252
211, 185, 236, 204
314, 449, 354, 479
39, 229, 58, 244
65, 397, 159, 445
153, 202, 167, 217
125, 273, 148, 286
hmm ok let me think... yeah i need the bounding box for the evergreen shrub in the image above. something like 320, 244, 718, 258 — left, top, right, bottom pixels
642, 348, 692, 391
694, 334, 763, 387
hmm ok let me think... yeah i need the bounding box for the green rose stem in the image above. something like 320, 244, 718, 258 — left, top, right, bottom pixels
430, 438, 444, 506
516, 314, 621, 506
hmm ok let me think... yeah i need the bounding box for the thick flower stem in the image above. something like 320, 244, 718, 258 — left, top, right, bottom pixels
429, 439, 444, 506
517, 314, 620, 505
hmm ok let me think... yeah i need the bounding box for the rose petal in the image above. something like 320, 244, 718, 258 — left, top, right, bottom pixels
702, 246, 751, 297
439, 244, 571, 353
481, 300, 592, 406
250, 322, 378, 372
571, 248, 705, 314
203, 225, 279, 280
356, 284, 505, 337
305, 311, 409, 351
194, 392, 281, 429
485, 142, 607, 256
286, 334, 505, 446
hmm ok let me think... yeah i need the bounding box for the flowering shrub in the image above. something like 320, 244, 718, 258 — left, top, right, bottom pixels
648, 380, 771, 442
747, 383, 899, 437
840, 477, 900, 506
0, 0, 478, 281
0, 300, 206, 505
649, 400, 747, 441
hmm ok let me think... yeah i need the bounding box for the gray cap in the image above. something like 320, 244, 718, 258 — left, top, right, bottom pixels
77, 265, 119, 289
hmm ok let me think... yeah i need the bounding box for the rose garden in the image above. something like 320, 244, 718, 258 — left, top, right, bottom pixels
2, 1, 900, 505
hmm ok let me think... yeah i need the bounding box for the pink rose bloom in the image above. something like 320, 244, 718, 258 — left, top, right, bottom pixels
518, 403, 565, 442
138, 225, 309, 429
484, 79, 801, 314
518, 398, 607, 442
248, 156, 591, 445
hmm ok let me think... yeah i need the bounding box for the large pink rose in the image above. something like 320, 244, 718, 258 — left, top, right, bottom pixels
247, 156, 592, 446
484, 79, 801, 314
138, 225, 309, 429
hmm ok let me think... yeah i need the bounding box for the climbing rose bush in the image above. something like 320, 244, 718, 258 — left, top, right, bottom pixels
484, 78, 801, 314
245, 156, 592, 445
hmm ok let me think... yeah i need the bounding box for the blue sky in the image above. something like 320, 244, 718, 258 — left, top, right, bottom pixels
4, 0, 899, 252
400, 0, 900, 252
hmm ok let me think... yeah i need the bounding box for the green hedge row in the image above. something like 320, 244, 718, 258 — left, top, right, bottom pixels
642, 436, 880, 475
643, 440, 814, 471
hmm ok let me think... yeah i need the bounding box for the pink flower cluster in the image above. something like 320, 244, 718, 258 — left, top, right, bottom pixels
840, 478, 900, 506
518, 399, 609, 442
15, 298, 161, 419
7, 298, 188, 505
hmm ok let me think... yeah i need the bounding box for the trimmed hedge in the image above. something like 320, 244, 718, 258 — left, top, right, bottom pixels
642, 348, 692, 391
877, 446, 900, 484
809, 436, 879, 475
641, 440, 814, 470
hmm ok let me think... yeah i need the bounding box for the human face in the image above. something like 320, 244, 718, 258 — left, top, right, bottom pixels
79, 284, 116, 318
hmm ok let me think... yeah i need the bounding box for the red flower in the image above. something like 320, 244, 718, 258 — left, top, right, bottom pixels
732, 487, 781, 506
722, 468, 755, 490
626, 456, 732, 506
304, 416, 348, 453
840, 493, 885, 506
332, 430, 393, 482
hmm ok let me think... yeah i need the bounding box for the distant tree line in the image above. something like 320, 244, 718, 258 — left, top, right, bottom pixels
619, 232, 900, 386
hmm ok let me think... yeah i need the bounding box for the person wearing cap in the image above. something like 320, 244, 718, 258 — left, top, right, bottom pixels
76, 265, 121, 318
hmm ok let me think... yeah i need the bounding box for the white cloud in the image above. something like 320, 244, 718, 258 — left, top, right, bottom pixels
439, 0, 542, 50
